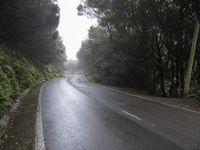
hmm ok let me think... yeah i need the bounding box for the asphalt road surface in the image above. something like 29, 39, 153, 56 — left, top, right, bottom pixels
41, 75, 200, 150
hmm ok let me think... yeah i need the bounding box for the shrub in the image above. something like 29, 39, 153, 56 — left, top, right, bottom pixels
2, 65, 20, 97
0, 71, 12, 108
43, 64, 63, 79
0, 44, 63, 112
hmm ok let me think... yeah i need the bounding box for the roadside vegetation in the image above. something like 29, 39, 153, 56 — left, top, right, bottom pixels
0, 45, 62, 113
65, 59, 83, 74
77, 0, 200, 99
0, 0, 67, 113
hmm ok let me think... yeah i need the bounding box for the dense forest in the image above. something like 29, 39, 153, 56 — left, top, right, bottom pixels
77, 0, 200, 98
0, 0, 66, 111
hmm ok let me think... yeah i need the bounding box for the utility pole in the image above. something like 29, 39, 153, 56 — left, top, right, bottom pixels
183, 17, 199, 98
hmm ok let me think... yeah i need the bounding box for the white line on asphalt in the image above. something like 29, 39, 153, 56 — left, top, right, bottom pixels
122, 111, 143, 121
87, 80, 200, 114
35, 83, 46, 150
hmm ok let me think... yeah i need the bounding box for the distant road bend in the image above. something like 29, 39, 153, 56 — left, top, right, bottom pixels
40, 75, 200, 150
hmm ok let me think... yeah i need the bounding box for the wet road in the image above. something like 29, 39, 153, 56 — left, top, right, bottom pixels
41, 75, 200, 150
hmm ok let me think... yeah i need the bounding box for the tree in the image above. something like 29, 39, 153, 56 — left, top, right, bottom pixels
183, 16, 199, 97
77, 0, 200, 97
173, 0, 200, 97
0, 0, 67, 67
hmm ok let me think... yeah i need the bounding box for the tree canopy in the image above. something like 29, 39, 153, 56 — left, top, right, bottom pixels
0, 0, 67, 67
77, 0, 200, 97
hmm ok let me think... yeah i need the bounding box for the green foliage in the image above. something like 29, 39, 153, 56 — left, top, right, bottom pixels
0, 71, 12, 108
0, 0, 67, 112
13, 59, 41, 89
2, 65, 20, 97
86, 74, 102, 83
43, 64, 63, 80
0, 0, 67, 67
0, 45, 62, 112
77, 0, 200, 97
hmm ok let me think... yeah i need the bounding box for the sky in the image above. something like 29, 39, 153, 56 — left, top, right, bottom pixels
57, 0, 96, 60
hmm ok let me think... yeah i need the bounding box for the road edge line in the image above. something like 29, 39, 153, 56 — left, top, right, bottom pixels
84, 77, 200, 114
111, 88, 200, 114
35, 82, 46, 150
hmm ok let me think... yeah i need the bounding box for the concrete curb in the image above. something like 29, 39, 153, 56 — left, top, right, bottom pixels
0, 80, 46, 130
34, 82, 46, 150
0, 89, 30, 131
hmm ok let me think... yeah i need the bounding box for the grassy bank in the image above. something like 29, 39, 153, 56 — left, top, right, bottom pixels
0, 44, 63, 114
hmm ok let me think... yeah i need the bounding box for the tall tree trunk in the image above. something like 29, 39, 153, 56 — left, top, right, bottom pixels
183, 18, 200, 98
180, 61, 185, 96
159, 68, 166, 96
105, 22, 113, 42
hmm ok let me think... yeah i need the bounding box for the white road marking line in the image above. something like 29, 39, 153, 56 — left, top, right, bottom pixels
87, 79, 200, 114
35, 83, 46, 150
122, 111, 143, 121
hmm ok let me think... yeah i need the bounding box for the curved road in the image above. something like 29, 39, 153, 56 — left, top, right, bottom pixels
40, 75, 200, 150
